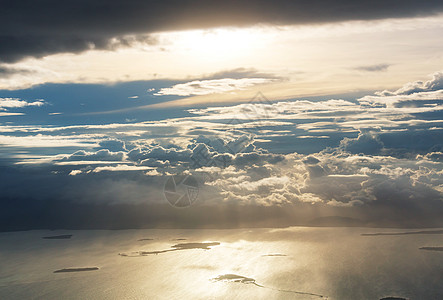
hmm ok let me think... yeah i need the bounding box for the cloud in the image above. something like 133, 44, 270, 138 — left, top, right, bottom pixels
340, 133, 384, 155
297, 135, 330, 139
1, 72, 443, 229
0, 134, 93, 148
206, 68, 285, 80
0, 65, 36, 77
358, 90, 443, 108
1, 131, 443, 229
2, 1, 443, 62
97, 139, 127, 152
92, 165, 153, 173
61, 149, 126, 161
128, 146, 193, 164
155, 78, 274, 96
68, 169, 82, 176
418, 151, 443, 162
376, 71, 443, 96
0, 97, 45, 111
354, 63, 391, 72
358, 72, 443, 108
0, 112, 24, 116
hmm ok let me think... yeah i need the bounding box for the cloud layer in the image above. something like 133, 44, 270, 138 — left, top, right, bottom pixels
2, 1, 443, 62
0, 72, 442, 229
155, 78, 274, 96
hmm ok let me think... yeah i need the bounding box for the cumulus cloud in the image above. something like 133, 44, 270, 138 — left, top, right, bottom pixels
340, 133, 384, 155
0, 97, 45, 111
359, 72, 443, 108
1, 132, 443, 229
128, 146, 193, 164
418, 152, 443, 162
194, 147, 443, 217
377, 71, 443, 96
1, 72, 443, 229
97, 139, 127, 152
61, 149, 126, 162
358, 90, 443, 108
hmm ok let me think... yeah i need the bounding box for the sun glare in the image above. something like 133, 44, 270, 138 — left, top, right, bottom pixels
169, 28, 263, 61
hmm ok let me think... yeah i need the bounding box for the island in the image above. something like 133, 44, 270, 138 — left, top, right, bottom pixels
42, 234, 73, 239
54, 267, 99, 273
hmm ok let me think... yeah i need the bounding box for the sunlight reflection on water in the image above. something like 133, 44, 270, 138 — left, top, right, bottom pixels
0, 227, 442, 299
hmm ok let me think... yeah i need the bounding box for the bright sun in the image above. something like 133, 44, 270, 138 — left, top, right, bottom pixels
167, 28, 263, 61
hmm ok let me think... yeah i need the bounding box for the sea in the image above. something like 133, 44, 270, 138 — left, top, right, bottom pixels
0, 227, 442, 299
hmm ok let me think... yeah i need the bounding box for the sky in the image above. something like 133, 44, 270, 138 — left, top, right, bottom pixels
1, 1, 443, 230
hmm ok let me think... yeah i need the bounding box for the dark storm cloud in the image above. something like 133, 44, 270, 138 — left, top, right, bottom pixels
2, 0, 443, 62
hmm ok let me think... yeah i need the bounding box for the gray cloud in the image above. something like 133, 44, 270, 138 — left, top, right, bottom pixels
354, 63, 391, 72
340, 133, 384, 155
2, 1, 443, 62
0, 65, 36, 78
97, 139, 127, 152
207, 68, 286, 81
1, 135, 443, 230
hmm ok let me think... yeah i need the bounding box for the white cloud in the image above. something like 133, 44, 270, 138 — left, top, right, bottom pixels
377, 71, 443, 96
359, 72, 443, 107
297, 135, 330, 139
155, 78, 274, 96
92, 165, 154, 173
61, 149, 126, 162
0, 134, 96, 148
54, 161, 125, 166
0, 97, 45, 111
0, 112, 24, 116
358, 89, 443, 108
69, 170, 83, 176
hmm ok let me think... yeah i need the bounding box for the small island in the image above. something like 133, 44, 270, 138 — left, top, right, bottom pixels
54, 267, 99, 273
419, 246, 443, 252
119, 242, 220, 256
42, 234, 73, 239
362, 229, 443, 236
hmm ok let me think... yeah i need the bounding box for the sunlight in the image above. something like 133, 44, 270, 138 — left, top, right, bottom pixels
170, 28, 263, 61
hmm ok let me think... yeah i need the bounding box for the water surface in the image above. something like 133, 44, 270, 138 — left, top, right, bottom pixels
0, 227, 441, 299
